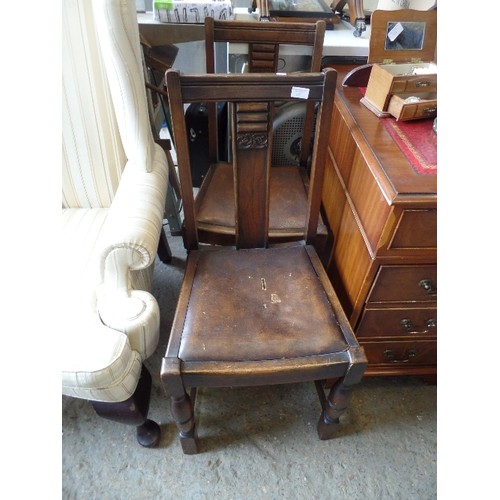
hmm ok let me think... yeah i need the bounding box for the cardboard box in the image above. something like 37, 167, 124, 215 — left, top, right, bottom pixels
153, 0, 233, 24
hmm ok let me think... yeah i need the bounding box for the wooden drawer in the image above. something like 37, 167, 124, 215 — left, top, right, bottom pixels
387, 93, 437, 122
367, 265, 437, 303
387, 74, 437, 96
388, 209, 437, 251
364, 64, 437, 112
361, 340, 436, 366
357, 306, 437, 338
400, 74, 437, 94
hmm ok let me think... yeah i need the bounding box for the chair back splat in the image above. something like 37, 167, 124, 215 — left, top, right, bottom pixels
162, 68, 367, 455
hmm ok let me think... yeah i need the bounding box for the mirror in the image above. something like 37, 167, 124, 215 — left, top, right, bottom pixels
384, 21, 426, 50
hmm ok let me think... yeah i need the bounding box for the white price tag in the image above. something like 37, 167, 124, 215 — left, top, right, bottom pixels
388, 22, 404, 42
291, 86, 309, 99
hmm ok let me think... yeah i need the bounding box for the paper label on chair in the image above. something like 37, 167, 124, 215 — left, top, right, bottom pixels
291, 87, 309, 99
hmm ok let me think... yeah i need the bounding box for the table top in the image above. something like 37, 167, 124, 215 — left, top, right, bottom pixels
138, 10, 370, 57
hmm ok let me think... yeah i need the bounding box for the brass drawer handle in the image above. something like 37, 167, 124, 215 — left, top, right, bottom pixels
383, 349, 418, 363
400, 318, 437, 334
414, 81, 432, 88
419, 279, 437, 296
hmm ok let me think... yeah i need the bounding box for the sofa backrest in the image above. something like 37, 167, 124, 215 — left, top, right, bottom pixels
62, 0, 126, 209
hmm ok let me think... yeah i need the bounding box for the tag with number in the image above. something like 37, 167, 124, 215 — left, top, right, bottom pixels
291, 87, 310, 99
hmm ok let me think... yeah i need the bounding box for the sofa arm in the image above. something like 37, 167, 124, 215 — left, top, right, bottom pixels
97, 287, 161, 359
99, 143, 169, 273
95, 144, 168, 357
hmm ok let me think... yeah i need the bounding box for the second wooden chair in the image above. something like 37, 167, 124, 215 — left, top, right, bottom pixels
191, 19, 330, 256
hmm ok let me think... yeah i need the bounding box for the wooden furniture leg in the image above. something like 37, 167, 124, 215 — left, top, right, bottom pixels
91, 365, 161, 448
162, 358, 199, 454
157, 227, 172, 264
155, 138, 183, 260
332, 0, 366, 37
317, 379, 354, 439
171, 391, 198, 455
317, 352, 366, 439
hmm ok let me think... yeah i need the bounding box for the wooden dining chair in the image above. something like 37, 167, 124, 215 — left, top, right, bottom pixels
191, 18, 329, 256
161, 68, 367, 454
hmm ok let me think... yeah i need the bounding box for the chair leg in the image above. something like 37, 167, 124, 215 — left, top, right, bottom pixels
170, 388, 199, 454
162, 358, 199, 453
91, 364, 161, 448
316, 377, 353, 440
157, 226, 172, 264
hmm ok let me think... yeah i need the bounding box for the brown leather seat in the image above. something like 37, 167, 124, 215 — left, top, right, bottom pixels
161, 69, 367, 454
195, 163, 327, 245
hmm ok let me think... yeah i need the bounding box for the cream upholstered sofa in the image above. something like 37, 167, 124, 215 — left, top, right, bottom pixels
62, 0, 169, 447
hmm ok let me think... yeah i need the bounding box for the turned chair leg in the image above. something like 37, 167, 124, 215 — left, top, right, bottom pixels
316, 378, 354, 440
91, 365, 161, 448
162, 358, 199, 454
170, 388, 198, 454
316, 357, 366, 440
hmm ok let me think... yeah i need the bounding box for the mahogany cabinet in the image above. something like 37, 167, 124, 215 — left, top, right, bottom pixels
321, 67, 437, 377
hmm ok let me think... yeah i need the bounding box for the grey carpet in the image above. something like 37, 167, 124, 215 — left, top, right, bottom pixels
62, 232, 437, 499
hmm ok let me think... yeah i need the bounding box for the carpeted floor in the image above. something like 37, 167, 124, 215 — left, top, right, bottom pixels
62, 232, 437, 499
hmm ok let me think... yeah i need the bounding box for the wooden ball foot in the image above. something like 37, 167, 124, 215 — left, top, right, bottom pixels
136, 419, 161, 448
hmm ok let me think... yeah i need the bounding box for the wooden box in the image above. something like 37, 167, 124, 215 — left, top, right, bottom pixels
361, 9, 437, 121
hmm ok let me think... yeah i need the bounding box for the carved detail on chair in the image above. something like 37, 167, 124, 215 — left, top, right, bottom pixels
235, 102, 270, 149
236, 133, 268, 149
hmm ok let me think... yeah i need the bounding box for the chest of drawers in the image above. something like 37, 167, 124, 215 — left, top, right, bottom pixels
321, 67, 437, 377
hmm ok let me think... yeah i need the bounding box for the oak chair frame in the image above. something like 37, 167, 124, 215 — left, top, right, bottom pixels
161, 69, 367, 454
